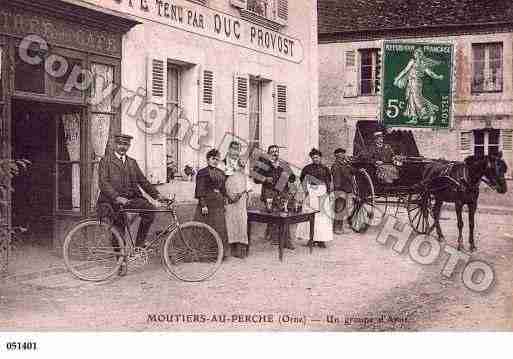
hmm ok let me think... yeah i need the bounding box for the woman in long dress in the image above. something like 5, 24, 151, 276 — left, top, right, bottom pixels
393, 48, 444, 124
193, 149, 230, 259
220, 141, 249, 258
298, 148, 333, 248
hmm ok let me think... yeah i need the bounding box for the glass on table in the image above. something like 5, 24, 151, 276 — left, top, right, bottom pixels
265, 198, 273, 212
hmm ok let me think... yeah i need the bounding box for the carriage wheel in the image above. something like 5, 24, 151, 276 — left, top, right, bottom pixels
349, 169, 375, 233
407, 192, 435, 234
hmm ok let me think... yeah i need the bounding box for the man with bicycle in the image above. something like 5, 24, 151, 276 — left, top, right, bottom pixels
97, 134, 167, 273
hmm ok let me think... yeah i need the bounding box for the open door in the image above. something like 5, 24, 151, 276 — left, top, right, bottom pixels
11, 100, 85, 248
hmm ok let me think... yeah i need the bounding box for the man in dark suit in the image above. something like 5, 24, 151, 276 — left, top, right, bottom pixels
97, 134, 166, 253
331, 148, 354, 234
252, 145, 295, 249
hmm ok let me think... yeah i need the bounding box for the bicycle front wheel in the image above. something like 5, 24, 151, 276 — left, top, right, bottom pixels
162, 221, 223, 282
63, 220, 124, 281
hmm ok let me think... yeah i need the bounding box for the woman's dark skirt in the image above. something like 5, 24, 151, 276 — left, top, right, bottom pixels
193, 192, 229, 257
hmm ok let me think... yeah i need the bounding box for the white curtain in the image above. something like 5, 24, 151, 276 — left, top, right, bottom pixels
61, 113, 81, 211
91, 63, 114, 113
90, 114, 111, 209
90, 63, 113, 210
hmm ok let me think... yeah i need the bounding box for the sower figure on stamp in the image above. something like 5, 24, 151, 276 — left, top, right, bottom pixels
252, 145, 296, 249
97, 134, 166, 275
331, 148, 353, 234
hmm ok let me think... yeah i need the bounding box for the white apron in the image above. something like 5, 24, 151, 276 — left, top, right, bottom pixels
297, 183, 333, 242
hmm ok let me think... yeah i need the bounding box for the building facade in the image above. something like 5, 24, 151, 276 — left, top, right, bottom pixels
0, 0, 140, 271
84, 0, 319, 198
318, 0, 513, 178
1, 0, 319, 262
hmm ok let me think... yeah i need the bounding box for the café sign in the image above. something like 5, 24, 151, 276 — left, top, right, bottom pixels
106, 0, 303, 63
0, 6, 121, 56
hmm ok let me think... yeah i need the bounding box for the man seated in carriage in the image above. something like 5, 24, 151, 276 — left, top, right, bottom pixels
367, 131, 400, 184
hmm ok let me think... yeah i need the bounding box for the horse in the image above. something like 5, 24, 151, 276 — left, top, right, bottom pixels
422, 154, 508, 252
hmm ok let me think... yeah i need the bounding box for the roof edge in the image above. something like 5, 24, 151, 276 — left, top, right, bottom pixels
318, 21, 513, 43
2, 0, 141, 33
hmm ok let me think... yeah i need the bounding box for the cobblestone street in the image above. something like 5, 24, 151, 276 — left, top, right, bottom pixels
2, 208, 513, 331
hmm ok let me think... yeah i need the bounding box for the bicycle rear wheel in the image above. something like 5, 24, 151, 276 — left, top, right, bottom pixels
162, 221, 223, 282
63, 220, 124, 281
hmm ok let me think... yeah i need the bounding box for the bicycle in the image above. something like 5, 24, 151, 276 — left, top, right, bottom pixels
62, 196, 224, 282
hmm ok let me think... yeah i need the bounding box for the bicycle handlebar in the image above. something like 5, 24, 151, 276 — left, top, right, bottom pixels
157, 196, 176, 210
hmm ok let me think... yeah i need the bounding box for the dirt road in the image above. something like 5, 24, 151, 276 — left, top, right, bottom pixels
1, 209, 513, 331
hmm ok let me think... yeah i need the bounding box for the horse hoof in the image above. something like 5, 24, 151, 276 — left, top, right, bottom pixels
457, 244, 463, 251
470, 246, 477, 253
437, 236, 445, 242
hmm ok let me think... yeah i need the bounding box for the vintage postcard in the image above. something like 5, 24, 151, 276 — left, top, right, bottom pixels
1, 1, 513, 350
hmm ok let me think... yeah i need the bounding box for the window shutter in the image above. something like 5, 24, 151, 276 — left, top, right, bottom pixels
146, 56, 167, 184
502, 129, 512, 179
202, 69, 215, 110
274, 0, 288, 25
200, 68, 216, 155
151, 59, 165, 100
274, 83, 288, 159
230, 0, 247, 9
233, 74, 250, 141
459, 131, 473, 159
344, 50, 358, 98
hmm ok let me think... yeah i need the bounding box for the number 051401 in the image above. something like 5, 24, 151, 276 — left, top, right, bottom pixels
5, 342, 37, 350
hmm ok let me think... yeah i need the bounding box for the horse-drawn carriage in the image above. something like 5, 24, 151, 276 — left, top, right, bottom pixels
347, 120, 444, 234
346, 120, 507, 252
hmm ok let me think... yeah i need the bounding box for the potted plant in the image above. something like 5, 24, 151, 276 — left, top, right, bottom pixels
0, 158, 30, 277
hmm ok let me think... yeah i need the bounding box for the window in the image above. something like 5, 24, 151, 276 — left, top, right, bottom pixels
166, 64, 181, 182
15, 45, 86, 101
249, 78, 262, 150
359, 49, 380, 96
232, 0, 288, 28
474, 129, 500, 157
472, 43, 502, 93
57, 112, 81, 212
15, 47, 46, 94
49, 56, 84, 100
247, 0, 271, 18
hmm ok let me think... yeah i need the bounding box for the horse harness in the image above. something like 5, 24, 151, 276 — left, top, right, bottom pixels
430, 161, 472, 192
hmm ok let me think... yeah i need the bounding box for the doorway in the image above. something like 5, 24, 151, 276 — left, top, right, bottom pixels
11, 99, 82, 245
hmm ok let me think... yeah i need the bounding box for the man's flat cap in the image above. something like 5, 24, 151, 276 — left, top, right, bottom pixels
114, 134, 133, 143
309, 148, 322, 157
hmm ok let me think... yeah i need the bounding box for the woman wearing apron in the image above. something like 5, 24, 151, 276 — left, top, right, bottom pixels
220, 141, 249, 258
298, 148, 333, 248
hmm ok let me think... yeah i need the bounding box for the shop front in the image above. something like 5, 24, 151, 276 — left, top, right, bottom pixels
0, 0, 138, 270
93, 0, 318, 202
